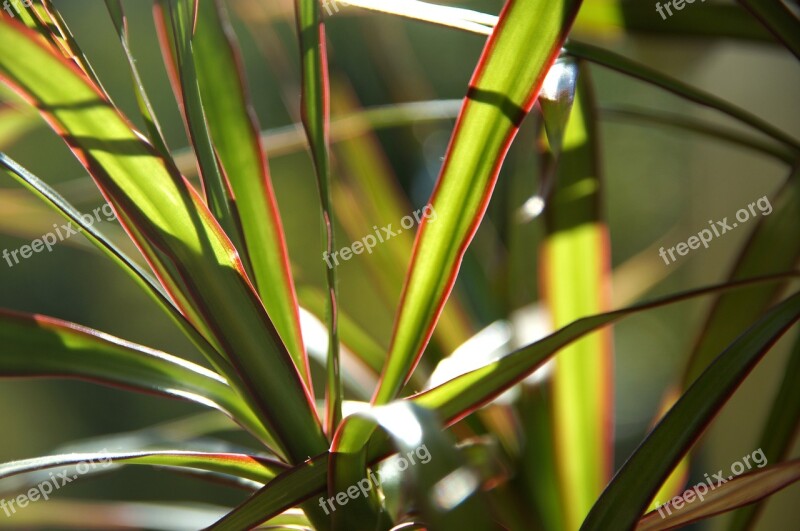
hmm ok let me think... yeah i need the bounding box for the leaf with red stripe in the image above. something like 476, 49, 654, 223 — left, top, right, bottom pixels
192, 0, 310, 391
295, 0, 342, 434
373, 0, 585, 405
0, 17, 327, 466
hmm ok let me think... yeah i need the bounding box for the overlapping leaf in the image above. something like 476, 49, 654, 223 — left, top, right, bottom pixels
192, 0, 309, 388
580, 291, 800, 530
374, 0, 585, 405
0, 310, 262, 437
0, 18, 326, 464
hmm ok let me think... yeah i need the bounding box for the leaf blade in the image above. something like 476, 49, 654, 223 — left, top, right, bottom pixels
580, 291, 800, 531
373, 0, 585, 404
0, 18, 327, 464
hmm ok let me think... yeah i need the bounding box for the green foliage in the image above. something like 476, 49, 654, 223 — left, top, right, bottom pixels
0, 1, 798, 530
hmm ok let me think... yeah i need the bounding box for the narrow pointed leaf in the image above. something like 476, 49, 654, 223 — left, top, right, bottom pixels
580, 291, 800, 531
0, 19, 326, 464
411, 274, 799, 425
374, 0, 585, 405
103, 0, 170, 156
540, 63, 612, 530
636, 459, 800, 531
728, 335, 800, 531
737, 0, 800, 60
0, 310, 265, 438
208, 274, 800, 529
295, 0, 341, 434
156, 0, 248, 261
563, 40, 800, 151
0, 450, 287, 485
193, 0, 309, 389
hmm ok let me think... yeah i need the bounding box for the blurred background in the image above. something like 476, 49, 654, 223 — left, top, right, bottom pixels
0, 0, 798, 528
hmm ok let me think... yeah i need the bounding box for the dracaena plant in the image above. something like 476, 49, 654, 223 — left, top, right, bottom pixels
0, 0, 798, 530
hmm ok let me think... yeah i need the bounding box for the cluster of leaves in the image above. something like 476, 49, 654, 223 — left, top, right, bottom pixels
0, 0, 798, 530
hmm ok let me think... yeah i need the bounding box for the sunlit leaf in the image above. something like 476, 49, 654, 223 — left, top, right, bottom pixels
0, 450, 287, 485
0, 309, 265, 439
0, 18, 327, 464
207, 274, 799, 528
374, 0, 585, 405
539, 62, 612, 530
193, 0, 310, 388
295, 0, 341, 434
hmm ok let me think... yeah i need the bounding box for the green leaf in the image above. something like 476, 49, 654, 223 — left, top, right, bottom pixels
0, 309, 264, 439
156, 0, 249, 262
329, 403, 493, 531
600, 105, 797, 164
728, 335, 800, 531
636, 459, 800, 531
540, 62, 612, 530
330, 87, 475, 356
0, 19, 327, 464
209, 274, 800, 529
0, 449, 287, 485
737, 0, 800, 60
192, 0, 309, 389
373, 0, 585, 405
208, 451, 330, 530
580, 291, 800, 531
564, 40, 800, 152
411, 273, 799, 425
0, 152, 279, 451
0, 153, 228, 375
103, 0, 170, 156
296, 0, 342, 434
683, 173, 800, 386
